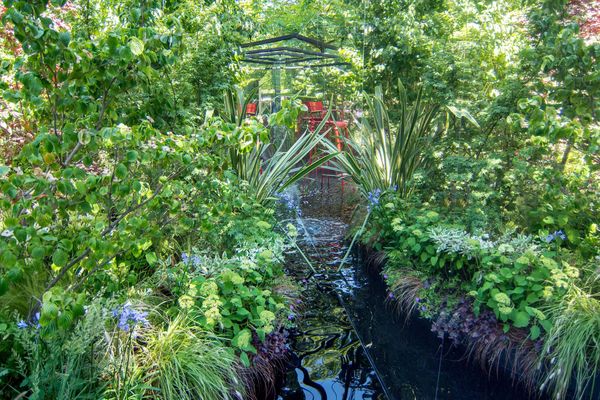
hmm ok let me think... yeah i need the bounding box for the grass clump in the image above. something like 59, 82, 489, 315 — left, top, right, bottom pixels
139, 314, 242, 400
540, 286, 600, 399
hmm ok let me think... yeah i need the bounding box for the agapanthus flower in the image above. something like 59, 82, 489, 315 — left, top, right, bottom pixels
367, 188, 382, 211
112, 302, 149, 332
17, 320, 28, 329
545, 230, 567, 243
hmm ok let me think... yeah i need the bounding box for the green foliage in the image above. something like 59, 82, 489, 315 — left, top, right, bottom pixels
326, 82, 440, 198
367, 197, 580, 336
0, 1, 298, 396
221, 93, 336, 205
139, 314, 241, 400
10, 298, 109, 400
162, 240, 293, 367
540, 286, 600, 400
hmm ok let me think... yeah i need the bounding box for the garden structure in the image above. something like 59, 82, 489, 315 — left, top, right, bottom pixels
0, 1, 598, 400
240, 33, 352, 180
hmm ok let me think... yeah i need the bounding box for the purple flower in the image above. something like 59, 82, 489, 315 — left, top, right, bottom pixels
420, 305, 427, 312
288, 314, 295, 321
388, 292, 395, 299
112, 302, 149, 332
181, 252, 189, 264
17, 320, 28, 329
415, 297, 421, 303
383, 274, 388, 280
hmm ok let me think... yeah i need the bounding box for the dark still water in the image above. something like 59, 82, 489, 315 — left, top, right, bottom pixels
274, 180, 541, 400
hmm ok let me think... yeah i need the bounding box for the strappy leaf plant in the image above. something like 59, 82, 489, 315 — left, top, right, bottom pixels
324, 81, 440, 198
223, 88, 337, 205
234, 117, 337, 205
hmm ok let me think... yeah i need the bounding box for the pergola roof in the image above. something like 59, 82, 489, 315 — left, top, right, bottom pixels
240, 33, 349, 69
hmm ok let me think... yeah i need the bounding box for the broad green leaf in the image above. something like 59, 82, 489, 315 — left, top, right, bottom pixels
512, 310, 530, 328
129, 37, 145, 56
52, 249, 69, 267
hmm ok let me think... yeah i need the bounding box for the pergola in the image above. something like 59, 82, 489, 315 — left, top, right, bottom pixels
239, 33, 349, 111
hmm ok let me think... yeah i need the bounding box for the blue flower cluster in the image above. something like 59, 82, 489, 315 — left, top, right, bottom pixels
545, 230, 566, 243
367, 188, 382, 211
17, 312, 40, 330
112, 302, 149, 332
181, 252, 201, 267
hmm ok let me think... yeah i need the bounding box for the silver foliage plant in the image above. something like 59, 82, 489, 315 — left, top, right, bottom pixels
427, 226, 539, 259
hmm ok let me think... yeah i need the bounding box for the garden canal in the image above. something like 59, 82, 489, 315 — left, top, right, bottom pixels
274, 180, 539, 400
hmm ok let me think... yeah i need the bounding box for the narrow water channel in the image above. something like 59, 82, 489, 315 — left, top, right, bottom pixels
275, 178, 538, 400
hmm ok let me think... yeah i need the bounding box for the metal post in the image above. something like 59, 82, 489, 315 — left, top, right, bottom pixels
272, 64, 282, 112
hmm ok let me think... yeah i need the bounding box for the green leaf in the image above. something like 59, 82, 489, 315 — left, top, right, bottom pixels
145, 252, 158, 265
129, 37, 145, 56
540, 319, 553, 332
115, 163, 128, 179
78, 130, 91, 145
31, 246, 46, 259
57, 310, 73, 330
126, 150, 138, 162
542, 216, 554, 225
512, 310, 530, 328
58, 31, 70, 46
52, 249, 69, 267
239, 351, 250, 368
530, 325, 541, 340
42, 302, 59, 319
20, 73, 43, 96
516, 256, 529, 265
232, 328, 252, 350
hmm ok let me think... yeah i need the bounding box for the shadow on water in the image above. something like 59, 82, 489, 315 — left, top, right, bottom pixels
275, 177, 539, 400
